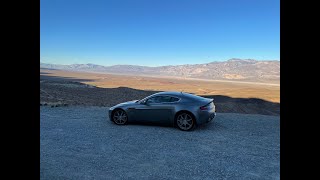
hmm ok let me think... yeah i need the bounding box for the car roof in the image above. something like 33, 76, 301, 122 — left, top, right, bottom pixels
152, 91, 201, 98
152, 91, 212, 101
152, 91, 184, 97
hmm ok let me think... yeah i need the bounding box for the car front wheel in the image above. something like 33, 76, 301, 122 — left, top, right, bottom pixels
112, 109, 128, 125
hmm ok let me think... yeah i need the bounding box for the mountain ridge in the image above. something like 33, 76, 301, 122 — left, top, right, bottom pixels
40, 59, 280, 83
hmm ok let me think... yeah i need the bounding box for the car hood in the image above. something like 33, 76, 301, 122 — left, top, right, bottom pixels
120, 100, 138, 105
113, 100, 138, 108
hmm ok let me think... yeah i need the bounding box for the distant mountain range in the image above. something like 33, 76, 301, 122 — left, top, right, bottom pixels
40, 58, 280, 83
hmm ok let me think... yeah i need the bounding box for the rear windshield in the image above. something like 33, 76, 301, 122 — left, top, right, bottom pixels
182, 92, 208, 101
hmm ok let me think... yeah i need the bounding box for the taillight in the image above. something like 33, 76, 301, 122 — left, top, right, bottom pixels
200, 106, 208, 110
200, 101, 213, 110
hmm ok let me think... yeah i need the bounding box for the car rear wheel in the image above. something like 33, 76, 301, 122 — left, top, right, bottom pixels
176, 112, 195, 131
112, 109, 128, 125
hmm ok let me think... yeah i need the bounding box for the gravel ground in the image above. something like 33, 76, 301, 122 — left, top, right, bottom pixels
40, 106, 280, 180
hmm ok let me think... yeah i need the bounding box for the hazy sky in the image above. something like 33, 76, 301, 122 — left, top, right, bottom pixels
40, 0, 280, 67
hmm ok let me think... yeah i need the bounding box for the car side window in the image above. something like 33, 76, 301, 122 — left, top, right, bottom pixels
147, 96, 161, 103
170, 97, 179, 102
159, 96, 172, 103
147, 95, 180, 104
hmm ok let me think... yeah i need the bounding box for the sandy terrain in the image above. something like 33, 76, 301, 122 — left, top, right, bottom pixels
40, 69, 280, 103
40, 69, 280, 115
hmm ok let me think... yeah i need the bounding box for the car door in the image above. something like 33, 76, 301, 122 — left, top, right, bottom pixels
132, 96, 174, 124
151, 96, 177, 124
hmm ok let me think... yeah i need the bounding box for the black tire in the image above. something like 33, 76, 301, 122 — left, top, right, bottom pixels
111, 109, 128, 125
175, 112, 196, 131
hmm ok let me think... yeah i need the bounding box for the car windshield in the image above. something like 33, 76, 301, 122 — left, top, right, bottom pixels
137, 95, 151, 103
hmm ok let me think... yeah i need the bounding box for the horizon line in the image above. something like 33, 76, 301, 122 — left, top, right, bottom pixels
40, 58, 280, 68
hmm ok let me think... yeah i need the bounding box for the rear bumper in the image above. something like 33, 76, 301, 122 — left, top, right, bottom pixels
207, 112, 216, 122
197, 111, 216, 125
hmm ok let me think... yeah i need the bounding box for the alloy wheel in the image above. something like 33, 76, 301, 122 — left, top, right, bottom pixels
176, 113, 194, 131
112, 110, 128, 125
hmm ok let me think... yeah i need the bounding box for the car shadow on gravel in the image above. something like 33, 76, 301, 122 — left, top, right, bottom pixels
110, 118, 224, 132
124, 121, 174, 129
196, 120, 226, 131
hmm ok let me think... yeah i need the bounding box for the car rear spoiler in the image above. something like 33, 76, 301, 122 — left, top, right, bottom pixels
204, 98, 214, 106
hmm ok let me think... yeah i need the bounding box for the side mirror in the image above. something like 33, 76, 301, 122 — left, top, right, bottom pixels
142, 100, 149, 105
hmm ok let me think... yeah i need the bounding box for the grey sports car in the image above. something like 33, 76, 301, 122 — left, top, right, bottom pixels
108, 91, 216, 131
